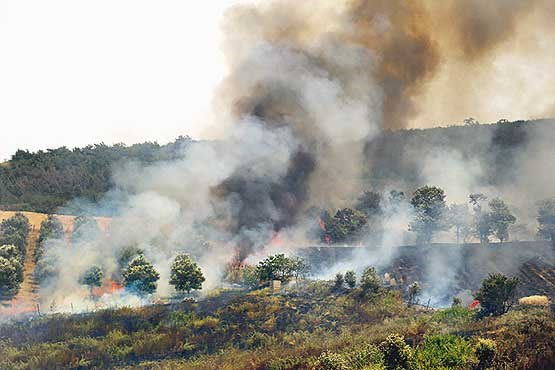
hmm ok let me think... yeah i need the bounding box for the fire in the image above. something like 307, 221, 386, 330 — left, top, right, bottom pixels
319, 217, 331, 245
92, 280, 123, 297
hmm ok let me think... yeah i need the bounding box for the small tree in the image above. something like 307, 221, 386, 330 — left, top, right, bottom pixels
169, 254, 205, 295
256, 254, 294, 283
470, 193, 491, 244
333, 272, 345, 292
410, 186, 447, 244
345, 270, 357, 289
290, 256, 309, 285
488, 198, 516, 243
35, 215, 64, 263
537, 198, 555, 241
379, 334, 414, 370
474, 273, 519, 316
326, 208, 368, 244
123, 255, 160, 295
407, 281, 421, 307
0, 256, 22, 298
360, 266, 383, 298
0, 244, 23, 284
79, 266, 103, 298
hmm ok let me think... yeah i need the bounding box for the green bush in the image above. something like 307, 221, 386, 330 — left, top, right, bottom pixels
415, 334, 476, 369
314, 351, 350, 370
379, 334, 413, 370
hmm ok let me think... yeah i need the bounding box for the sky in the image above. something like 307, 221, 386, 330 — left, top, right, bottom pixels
1, 1, 554, 161
0, 0, 242, 161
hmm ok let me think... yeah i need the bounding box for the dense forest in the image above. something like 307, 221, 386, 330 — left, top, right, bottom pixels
0, 136, 193, 214
0, 119, 553, 215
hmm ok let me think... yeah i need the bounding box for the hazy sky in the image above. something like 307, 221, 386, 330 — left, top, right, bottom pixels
0, 0, 241, 160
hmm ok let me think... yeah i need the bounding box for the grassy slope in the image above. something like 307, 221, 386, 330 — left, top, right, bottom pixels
0, 284, 553, 370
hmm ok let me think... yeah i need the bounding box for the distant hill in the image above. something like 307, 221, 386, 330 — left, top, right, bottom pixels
1, 119, 554, 215
0, 136, 193, 214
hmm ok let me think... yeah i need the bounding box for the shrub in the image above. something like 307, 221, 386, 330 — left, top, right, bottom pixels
333, 273, 344, 292
415, 334, 476, 369
474, 273, 519, 316
350, 344, 385, 369
345, 270, 356, 289
360, 267, 383, 298
474, 338, 496, 370
379, 334, 413, 370
314, 351, 350, 370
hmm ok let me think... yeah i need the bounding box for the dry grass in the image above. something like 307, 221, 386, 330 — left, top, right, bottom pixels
518, 295, 550, 306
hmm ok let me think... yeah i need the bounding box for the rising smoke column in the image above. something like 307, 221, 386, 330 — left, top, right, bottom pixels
210, 0, 547, 254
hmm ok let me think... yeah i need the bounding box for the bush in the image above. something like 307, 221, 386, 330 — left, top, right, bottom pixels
314, 351, 350, 370
415, 334, 476, 369
474, 338, 496, 370
350, 344, 385, 369
379, 334, 413, 370
360, 267, 383, 298
345, 270, 356, 289
333, 273, 344, 292
475, 273, 519, 316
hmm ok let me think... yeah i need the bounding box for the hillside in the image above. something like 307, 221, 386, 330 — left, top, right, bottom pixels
1, 120, 554, 215
0, 283, 553, 369
0, 136, 193, 214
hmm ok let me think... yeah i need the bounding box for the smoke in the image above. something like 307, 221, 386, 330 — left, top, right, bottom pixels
25, 0, 555, 312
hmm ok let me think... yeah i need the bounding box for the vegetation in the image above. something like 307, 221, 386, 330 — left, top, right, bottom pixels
474, 273, 519, 317
79, 266, 104, 298
324, 208, 368, 244
255, 254, 308, 284
122, 255, 160, 296
0, 137, 193, 214
0, 212, 30, 257
410, 186, 447, 244
487, 198, 516, 243
169, 254, 205, 295
34, 214, 64, 263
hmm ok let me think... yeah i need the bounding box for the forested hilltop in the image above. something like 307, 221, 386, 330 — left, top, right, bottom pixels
0, 136, 193, 214
1, 119, 553, 214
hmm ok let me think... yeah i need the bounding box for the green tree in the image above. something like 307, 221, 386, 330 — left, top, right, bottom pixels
290, 256, 309, 285
0, 244, 23, 284
0, 256, 22, 298
344, 270, 356, 289
474, 273, 519, 316
326, 208, 368, 244
488, 198, 516, 243
379, 334, 414, 370
0, 213, 30, 257
256, 254, 295, 283
79, 266, 103, 298
169, 254, 205, 295
123, 255, 160, 295
410, 186, 447, 244
35, 215, 64, 263
360, 266, 383, 298
537, 198, 555, 241
333, 272, 345, 292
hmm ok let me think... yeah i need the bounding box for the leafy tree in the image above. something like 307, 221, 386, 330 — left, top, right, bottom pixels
333, 273, 344, 292
256, 254, 294, 283
0, 213, 30, 256
326, 208, 368, 244
117, 246, 144, 269
447, 204, 472, 243
360, 266, 383, 298
290, 256, 310, 285
0, 256, 22, 298
35, 215, 64, 263
122, 255, 160, 295
79, 266, 103, 297
410, 186, 447, 244
0, 244, 23, 284
537, 198, 555, 241
474, 273, 519, 316
469, 193, 491, 244
488, 198, 516, 243
344, 270, 356, 289
169, 254, 205, 294
379, 334, 414, 370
